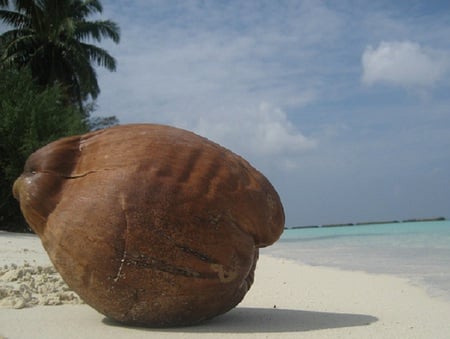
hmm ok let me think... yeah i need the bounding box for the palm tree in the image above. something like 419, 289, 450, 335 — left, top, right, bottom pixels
0, 0, 120, 108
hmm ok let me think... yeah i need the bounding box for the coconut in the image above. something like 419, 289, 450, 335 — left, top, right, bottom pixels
13, 124, 284, 327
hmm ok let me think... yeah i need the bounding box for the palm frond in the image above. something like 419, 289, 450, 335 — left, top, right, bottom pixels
70, 0, 102, 19
78, 41, 116, 71
0, 30, 36, 66
0, 9, 29, 28
1, 0, 120, 102
13, 0, 40, 17
75, 19, 120, 43
66, 42, 100, 98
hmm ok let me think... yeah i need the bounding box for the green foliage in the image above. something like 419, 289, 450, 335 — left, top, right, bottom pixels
0, 68, 88, 231
0, 1, 121, 231
0, 0, 120, 107
88, 115, 120, 131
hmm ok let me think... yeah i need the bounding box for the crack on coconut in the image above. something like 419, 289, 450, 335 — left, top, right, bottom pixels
35, 168, 117, 180
114, 195, 130, 283
63, 168, 117, 179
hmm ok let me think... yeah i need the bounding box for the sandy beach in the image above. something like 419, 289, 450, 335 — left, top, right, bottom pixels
1, 231, 450, 338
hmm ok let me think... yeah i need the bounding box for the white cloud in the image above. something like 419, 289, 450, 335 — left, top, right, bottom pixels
94, 1, 328, 168
185, 102, 316, 164
361, 41, 449, 88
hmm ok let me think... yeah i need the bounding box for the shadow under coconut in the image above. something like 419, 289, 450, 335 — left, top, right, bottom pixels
103, 307, 378, 333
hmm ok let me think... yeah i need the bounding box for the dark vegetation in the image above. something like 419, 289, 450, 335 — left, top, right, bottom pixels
0, 0, 120, 232
286, 217, 447, 230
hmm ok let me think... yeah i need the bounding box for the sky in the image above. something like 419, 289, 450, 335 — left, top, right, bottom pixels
94, 0, 450, 226
5, 0, 450, 226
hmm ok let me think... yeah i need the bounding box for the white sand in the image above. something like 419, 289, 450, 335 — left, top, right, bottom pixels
1, 231, 450, 338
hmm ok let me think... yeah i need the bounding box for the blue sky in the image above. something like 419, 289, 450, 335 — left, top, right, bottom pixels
6, 0, 450, 226
96, 1, 450, 226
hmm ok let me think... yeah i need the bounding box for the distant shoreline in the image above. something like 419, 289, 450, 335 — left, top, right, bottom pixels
286, 216, 447, 230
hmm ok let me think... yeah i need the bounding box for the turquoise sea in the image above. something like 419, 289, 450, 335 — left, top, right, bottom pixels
264, 220, 450, 301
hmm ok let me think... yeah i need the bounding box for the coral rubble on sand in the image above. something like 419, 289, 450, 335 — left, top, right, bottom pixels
0, 263, 83, 309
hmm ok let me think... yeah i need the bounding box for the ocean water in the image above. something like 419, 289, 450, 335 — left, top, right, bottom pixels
264, 220, 450, 301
